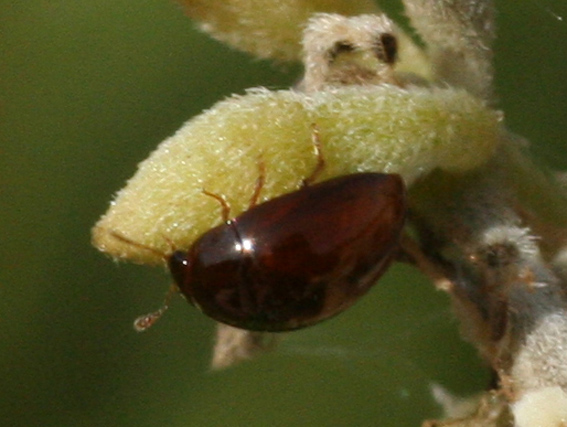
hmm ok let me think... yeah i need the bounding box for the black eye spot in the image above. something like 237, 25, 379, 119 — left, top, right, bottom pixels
329, 41, 356, 61
376, 33, 397, 64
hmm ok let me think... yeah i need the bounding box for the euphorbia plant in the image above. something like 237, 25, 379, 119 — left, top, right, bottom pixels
92, 1, 567, 424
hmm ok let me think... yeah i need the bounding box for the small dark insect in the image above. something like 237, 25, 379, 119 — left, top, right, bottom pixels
114, 131, 407, 332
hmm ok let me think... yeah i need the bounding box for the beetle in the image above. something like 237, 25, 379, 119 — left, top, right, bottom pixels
170, 171, 406, 332
113, 131, 407, 332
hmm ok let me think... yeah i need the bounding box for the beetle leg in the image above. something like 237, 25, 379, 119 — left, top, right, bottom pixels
248, 157, 266, 208
202, 189, 232, 222
301, 124, 326, 187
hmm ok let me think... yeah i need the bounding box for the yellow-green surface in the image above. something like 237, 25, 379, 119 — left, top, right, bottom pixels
1, 1, 566, 426
93, 86, 500, 265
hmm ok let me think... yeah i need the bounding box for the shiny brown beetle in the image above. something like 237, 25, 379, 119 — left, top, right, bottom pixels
170, 171, 406, 331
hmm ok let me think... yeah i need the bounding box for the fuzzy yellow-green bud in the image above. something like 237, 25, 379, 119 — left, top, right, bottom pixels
93, 84, 502, 265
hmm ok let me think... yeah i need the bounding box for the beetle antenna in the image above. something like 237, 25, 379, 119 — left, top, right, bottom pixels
108, 230, 167, 260
107, 230, 181, 331
202, 189, 231, 222
133, 283, 178, 332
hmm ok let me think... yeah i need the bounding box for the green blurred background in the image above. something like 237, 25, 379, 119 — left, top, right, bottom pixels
1, 1, 566, 426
